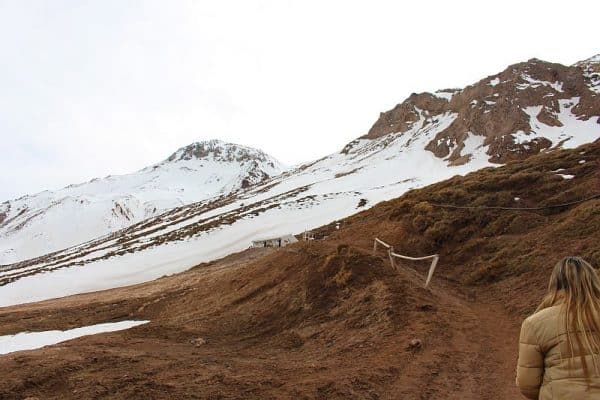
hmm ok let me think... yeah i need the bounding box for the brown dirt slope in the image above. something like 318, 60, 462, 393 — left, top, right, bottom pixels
328, 139, 600, 315
0, 141, 598, 399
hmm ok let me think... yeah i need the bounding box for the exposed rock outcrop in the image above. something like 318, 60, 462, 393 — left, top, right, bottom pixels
363, 56, 600, 164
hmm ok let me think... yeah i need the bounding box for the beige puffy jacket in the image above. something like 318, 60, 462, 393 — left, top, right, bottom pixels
516, 299, 600, 399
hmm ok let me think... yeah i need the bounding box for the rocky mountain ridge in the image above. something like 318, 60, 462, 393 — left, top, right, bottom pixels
165, 139, 278, 164
365, 55, 600, 164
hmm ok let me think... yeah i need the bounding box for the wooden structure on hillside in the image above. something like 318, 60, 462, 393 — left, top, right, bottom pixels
251, 234, 298, 248
302, 230, 315, 241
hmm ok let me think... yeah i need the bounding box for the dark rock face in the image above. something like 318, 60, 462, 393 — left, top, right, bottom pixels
366, 93, 448, 139
163, 140, 283, 191
166, 140, 274, 164
361, 57, 600, 164
536, 108, 563, 127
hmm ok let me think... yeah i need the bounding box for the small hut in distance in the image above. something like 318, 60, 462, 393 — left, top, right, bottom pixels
251, 234, 298, 248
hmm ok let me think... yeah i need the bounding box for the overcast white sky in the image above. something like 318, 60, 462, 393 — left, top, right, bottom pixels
1, 0, 598, 201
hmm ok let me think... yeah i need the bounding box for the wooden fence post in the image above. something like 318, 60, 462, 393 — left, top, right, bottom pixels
376, 237, 440, 287
424, 255, 439, 288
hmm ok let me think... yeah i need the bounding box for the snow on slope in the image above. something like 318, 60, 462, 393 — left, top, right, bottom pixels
0, 140, 286, 264
0, 320, 149, 355
515, 98, 600, 147
1, 57, 600, 307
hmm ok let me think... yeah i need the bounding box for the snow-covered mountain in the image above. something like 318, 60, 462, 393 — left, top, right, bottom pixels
1, 55, 599, 307
0, 140, 286, 264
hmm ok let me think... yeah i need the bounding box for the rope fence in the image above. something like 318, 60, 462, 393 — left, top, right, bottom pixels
374, 238, 439, 287
428, 193, 600, 211
373, 238, 392, 250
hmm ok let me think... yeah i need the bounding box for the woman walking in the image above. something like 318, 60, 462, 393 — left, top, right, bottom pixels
516, 256, 600, 399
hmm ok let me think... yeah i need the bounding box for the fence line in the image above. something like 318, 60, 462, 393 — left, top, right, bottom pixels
373, 238, 396, 269
428, 193, 600, 211
373, 238, 392, 250
373, 238, 439, 288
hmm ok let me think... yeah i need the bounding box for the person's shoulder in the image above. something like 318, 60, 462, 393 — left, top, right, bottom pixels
522, 305, 563, 342
525, 305, 562, 327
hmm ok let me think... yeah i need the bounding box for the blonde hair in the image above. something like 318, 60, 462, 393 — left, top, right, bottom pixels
537, 256, 600, 378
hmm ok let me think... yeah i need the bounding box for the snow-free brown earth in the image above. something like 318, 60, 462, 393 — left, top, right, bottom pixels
0, 245, 521, 400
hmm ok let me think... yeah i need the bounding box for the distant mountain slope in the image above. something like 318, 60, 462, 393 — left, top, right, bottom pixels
1, 55, 599, 306
0, 140, 286, 264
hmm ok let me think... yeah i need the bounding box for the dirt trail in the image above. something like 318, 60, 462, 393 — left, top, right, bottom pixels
381, 258, 523, 400
468, 301, 522, 399
432, 286, 521, 400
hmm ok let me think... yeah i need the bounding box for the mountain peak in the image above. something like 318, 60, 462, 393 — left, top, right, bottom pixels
574, 54, 600, 66
0, 138, 288, 264
573, 54, 600, 95
362, 56, 600, 163
165, 139, 279, 165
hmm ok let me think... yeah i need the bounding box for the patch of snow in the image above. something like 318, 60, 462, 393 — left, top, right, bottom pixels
432, 90, 456, 101
517, 74, 563, 92
579, 160, 586, 164
457, 133, 489, 166
511, 131, 529, 144
514, 197, 520, 201
516, 97, 600, 148
489, 77, 500, 86
557, 174, 575, 179
0, 320, 149, 355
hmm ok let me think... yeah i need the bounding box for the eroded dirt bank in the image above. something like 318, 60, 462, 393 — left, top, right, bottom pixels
0, 244, 521, 400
